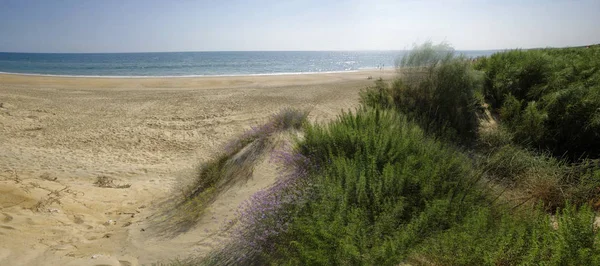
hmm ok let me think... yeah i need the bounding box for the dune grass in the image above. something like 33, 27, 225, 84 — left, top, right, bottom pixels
197, 109, 599, 266
171, 43, 600, 265
153, 108, 308, 234
478, 144, 600, 211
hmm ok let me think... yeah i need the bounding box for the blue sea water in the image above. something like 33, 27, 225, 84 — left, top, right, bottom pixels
0, 50, 497, 77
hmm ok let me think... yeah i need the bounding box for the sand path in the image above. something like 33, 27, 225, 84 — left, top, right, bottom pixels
0, 70, 395, 265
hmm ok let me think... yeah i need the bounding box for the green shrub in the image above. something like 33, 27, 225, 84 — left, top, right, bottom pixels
541, 84, 600, 158
499, 94, 522, 126
480, 46, 600, 159
359, 78, 393, 109
363, 42, 482, 143
269, 109, 482, 265
413, 204, 600, 265
192, 45, 600, 265
397, 41, 454, 69
564, 161, 600, 207
482, 49, 551, 108
481, 144, 600, 211
481, 145, 565, 211
481, 145, 554, 185
499, 96, 548, 147
194, 107, 600, 266
515, 101, 548, 145
477, 125, 513, 151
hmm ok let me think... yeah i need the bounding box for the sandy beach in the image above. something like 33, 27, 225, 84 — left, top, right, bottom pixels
0, 70, 395, 265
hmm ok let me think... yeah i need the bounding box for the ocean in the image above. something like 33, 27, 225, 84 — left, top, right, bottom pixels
0, 50, 497, 77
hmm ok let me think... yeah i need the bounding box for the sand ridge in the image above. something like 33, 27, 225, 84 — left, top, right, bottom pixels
0, 70, 396, 265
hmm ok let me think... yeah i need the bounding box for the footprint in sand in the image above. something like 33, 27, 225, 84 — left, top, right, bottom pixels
73, 215, 85, 224
1, 213, 13, 223
118, 260, 133, 266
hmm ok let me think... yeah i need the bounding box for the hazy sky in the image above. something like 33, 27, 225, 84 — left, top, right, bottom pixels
0, 0, 598, 53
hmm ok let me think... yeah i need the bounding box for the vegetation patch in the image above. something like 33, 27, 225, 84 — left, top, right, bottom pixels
94, 175, 131, 189
475, 46, 600, 159
361, 42, 483, 144
154, 108, 308, 235
412, 203, 600, 265
178, 44, 600, 265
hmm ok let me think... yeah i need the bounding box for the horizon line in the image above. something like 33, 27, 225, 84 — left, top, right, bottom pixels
1, 44, 597, 54
0, 48, 511, 54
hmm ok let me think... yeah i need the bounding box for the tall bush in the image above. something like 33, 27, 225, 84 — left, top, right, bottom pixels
269, 109, 482, 264
479, 46, 600, 159
363, 42, 482, 143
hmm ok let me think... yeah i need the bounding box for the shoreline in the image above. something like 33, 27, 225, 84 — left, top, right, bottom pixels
0, 68, 397, 90
0, 67, 394, 79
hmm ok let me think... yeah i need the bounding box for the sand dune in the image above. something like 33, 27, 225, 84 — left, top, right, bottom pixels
0, 70, 395, 265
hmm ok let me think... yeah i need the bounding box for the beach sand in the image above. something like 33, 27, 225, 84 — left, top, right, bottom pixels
0, 70, 396, 265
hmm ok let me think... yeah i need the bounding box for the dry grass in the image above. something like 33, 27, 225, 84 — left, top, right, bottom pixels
31, 186, 80, 212
39, 172, 57, 182
94, 175, 131, 189
151, 108, 308, 236
151, 136, 271, 236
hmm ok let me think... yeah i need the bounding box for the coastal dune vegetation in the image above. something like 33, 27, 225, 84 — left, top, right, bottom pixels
151, 108, 309, 235
173, 43, 600, 265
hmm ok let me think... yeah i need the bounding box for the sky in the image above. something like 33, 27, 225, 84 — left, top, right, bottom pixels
0, 0, 599, 53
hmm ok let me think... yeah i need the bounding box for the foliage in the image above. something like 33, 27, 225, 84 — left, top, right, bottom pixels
241, 109, 599, 265
191, 45, 600, 266
359, 78, 393, 109
478, 46, 600, 158
268, 109, 482, 264
477, 124, 514, 151
479, 143, 600, 211
413, 204, 600, 266
163, 108, 308, 233
362, 42, 482, 144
